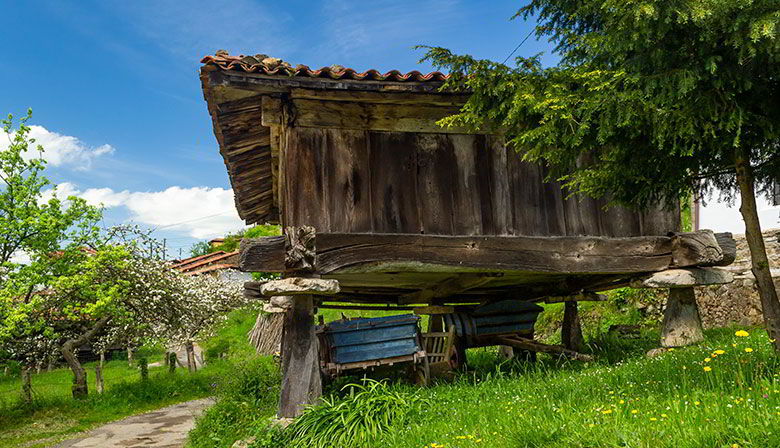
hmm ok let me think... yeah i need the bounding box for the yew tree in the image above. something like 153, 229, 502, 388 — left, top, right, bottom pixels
423, 0, 780, 352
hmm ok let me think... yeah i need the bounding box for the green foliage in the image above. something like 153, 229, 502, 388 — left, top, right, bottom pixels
422, 1, 780, 208
190, 241, 211, 257
235, 328, 779, 448
0, 358, 229, 447
138, 358, 148, 381
280, 379, 428, 448
188, 356, 280, 448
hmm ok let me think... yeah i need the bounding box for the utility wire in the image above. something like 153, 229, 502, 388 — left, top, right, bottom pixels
152, 212, 232, 231
502, 28, 536, 65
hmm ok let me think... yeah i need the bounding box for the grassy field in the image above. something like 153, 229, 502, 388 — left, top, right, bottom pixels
191, 325, 780, 448
0, 307, 270, 448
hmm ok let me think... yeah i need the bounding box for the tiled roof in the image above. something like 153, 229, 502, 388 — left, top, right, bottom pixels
201, 51, 448, 83
172, 251, 238, 274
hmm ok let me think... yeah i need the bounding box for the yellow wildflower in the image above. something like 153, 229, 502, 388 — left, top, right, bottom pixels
704, 366, 712, 372
715, 350, 725, 355
631, 409, 638, 414
704, 357, 711, 362
694, 401, 701, 405
619, 399, 625, 404
745, 348, 753, 353
602, 409, 613, 415
735, 330, 749, 337
650, 417, 657, 421
661, 413, 668, 418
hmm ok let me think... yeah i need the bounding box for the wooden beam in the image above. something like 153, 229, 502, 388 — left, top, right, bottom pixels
399, 274, 500, 304
630, 267, 733, 289
671, 230, 736, 267
290, 98, 468, 134
278, 295, 322, 418
289, 88, 470, 107
240, 231, 735, 275
545, 291, 607, 303
493, 336, 593, 362
261, 96, 283, 127
317, 304, 415, 311
413, 305, 456, 315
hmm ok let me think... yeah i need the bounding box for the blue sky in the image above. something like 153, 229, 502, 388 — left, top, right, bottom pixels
1, 0, 554, 258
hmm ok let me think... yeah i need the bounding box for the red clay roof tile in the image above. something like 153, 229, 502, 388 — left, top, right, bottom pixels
201, 52, 448, 83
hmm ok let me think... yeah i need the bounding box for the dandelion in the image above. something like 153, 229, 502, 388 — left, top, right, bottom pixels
588, 423, 595, 428
745, 348, 753, 353
694, 401, 700, 406
650, 417, 657, 421
661, 413, 668, 418
704, 366, 712, 372
715, 350, 725, 355
602, 409, 613, 415
631, 410, 638, 414
704, 357, 711, 362
735, 330, 749, 337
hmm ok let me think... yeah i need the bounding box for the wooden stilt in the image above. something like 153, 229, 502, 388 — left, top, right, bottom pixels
562, 301, 585, 352
278, 294, 322, 418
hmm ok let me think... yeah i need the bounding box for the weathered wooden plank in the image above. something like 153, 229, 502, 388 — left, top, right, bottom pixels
449, 134, 483, 235
545, 291, 607, 303
289, 88, 470, 106
671, 230, 736, 267
278, 295, 322, 417
240, 231, 733, 276
290, 98, 467, 134
261, 96, 283, 127
493, 335, 593, 362
323, 130, 372, 232
369, 132, 420, 233
413, 305, 456, 315
398, 274, 500, 305
283, 129, 330, 230
416, 134, 456, 234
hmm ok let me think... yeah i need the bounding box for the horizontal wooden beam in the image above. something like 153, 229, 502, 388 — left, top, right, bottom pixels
630, 267, 733, 289
290, 98, 467, 134
289, 88, 470, 107
413, 305, 456, 315
398, 274, 500, 305
317, 304, 415, 312
545, 291, 607, 303
240, 231, 735, 276
493, 336, 593, 362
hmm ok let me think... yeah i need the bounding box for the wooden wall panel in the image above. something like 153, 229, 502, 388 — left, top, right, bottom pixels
281, 128, 680, 237
368, 132, 420, 233
322, 129, 373, 233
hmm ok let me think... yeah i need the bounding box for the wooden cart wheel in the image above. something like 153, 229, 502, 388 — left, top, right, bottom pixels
449, 337, 467, 370
412, 361, 430, 386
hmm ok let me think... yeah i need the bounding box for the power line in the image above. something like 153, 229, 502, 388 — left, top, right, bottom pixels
152, 212, 232, 231
502, 28, 536, 65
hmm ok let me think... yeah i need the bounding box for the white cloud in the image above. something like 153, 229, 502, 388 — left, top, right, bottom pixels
47, 183, 245, 239
2, 125, 115, 171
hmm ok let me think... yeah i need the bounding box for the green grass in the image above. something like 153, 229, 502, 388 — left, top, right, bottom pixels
0, 356, 234, 448
233, 327, 780, 448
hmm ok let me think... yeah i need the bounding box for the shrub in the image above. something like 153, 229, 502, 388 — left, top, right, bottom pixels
189, 356, 280, 448
281, 379, 428, 448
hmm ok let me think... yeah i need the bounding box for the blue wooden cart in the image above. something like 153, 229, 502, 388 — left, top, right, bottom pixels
316, 314, 434, 384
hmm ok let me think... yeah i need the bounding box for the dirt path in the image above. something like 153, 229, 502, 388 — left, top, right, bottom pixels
53, 398, 214, 448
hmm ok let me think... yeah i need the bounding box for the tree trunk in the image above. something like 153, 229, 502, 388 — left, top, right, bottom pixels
21, 367, 32, 405
735, 147, 780, 353
278, 295, 322, 418
61, 316, 111, 399
185, 341, 197, 373
47, 356, 53, 372
95, 352, 105, 394
127, 346, 134, 368
562, 301, 585, 352
661, 287, 704, 347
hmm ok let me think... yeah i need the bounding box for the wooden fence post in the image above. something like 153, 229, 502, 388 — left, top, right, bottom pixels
21, 367, 32, 405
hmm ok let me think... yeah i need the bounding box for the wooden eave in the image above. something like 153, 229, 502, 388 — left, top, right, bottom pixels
200, 65, 473, 226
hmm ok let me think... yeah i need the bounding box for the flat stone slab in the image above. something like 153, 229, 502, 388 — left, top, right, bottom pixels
54, 398, 214, 448
631, 267, 733, 289
260, 278, 340, 296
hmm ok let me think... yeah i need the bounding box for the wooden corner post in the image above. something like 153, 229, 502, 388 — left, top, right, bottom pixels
278, 226, 322, 418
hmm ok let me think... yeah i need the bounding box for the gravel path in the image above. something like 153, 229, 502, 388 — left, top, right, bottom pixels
53, 398, 214, 448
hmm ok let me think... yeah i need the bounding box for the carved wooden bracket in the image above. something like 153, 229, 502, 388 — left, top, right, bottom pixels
284, 226, 316, 272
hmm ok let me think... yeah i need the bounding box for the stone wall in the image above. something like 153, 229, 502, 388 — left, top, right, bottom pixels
695, 229, 780, 328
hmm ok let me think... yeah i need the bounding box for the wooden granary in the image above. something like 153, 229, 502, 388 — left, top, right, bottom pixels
199, 52, 736, 417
